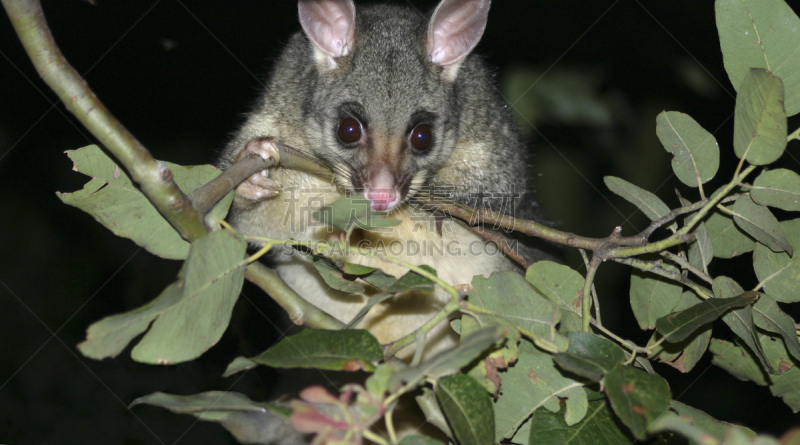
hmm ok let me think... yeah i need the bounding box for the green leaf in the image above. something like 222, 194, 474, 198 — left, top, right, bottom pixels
629, 267, 683, 330
759, 333, 800, 411
650, 291, 712, 373
732, 69, 787, 165
753, 218, 800, 303
436, 374, 495, 445
712, 277, 774, 374
131, 391, 298, 444
655, 292, 758, 342
705, 208, 755, 258
388, 266, 436, 293
669, 400, 756, 444
470, 272, 562, 343
752, 294, 800, 362
604, 176, 672, 222
416, 387, 453, 439
731, 194, 792, 254
604, 365, 671, 439
656, 111, 720, 187
78, 230, 246, 364
311, 256, 365, 293
553, 354, 615, 382
717, 0, 800, 116
688, 221, 714, 270
555, 332, 627, 382
390, 327, 504, 391
528, 399, 633, 445
495, 341, 588, 441
222, 356, 257, 378
525, 261, 587, 332
251, 329, 383, 372
752, 169, 800, 211
566, 331, 627, 364
713, 333, 800, 412
344, 293, 394, 329
313, 194, 401, 232
58, 145, 233, 260
709, 339, 769, 385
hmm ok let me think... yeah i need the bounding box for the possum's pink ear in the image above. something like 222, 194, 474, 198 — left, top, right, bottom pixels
298, 0, 356, 70
427, 0, 490, 69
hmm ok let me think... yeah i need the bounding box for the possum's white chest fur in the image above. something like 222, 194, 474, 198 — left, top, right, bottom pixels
230, 170, 518, 359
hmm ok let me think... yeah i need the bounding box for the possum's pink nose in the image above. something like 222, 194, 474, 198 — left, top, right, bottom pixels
366, 189, 398, 211
365, 170, 399, 211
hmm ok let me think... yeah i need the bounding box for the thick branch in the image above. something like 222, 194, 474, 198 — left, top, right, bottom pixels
4, 0, 343, 330
245, 262, 344, 330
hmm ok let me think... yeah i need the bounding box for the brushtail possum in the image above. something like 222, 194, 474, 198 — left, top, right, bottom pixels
218, 0, 550, 360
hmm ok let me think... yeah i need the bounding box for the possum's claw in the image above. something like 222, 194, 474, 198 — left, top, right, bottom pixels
235, 138, 282, 201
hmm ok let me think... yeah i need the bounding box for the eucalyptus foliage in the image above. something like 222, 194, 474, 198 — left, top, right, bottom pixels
60, 0, 800, 443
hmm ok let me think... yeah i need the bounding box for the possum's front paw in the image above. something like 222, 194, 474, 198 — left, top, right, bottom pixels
235, 138, 281, 201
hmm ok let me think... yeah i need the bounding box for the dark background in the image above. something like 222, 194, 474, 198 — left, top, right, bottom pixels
1, 0, 798, 443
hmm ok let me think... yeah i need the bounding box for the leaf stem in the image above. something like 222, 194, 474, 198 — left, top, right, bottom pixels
788, 127, 800, 143
589, 319, 649, 355
582, 257, 601, 332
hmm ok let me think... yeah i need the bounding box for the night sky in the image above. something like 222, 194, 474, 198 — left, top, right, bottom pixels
1, 1, 798, 443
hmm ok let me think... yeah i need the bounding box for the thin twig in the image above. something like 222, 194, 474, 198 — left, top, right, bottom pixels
660, 251, 713, 284
613, 257, 713, 299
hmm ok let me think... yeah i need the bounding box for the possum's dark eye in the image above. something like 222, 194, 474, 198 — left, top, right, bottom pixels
337, 118, 362, 144
410, 124, 432, 150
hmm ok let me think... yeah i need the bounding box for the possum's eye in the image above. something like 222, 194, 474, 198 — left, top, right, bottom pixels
337, 118, 362, 144
410, 124, 432, 151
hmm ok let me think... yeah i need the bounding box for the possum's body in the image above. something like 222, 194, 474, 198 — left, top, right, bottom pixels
218, 0, 546, 360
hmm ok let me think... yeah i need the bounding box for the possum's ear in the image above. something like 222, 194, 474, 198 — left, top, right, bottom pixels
298, 0, 356, 70
426, 0, 490, 79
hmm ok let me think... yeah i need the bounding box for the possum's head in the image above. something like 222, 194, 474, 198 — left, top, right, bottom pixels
298, 0, 491, 212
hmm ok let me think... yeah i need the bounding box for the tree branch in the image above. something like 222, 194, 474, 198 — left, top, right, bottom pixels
2, 0, 208, 241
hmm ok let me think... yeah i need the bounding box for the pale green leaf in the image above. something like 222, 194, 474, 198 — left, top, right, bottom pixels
669, 400, 756, 444
705, 208, 755, 258
470, 272, 562, 342
527, 399, 633, 445
717, 0, 800, 116
650, 291, 712, 373
688, 222, 714, 270
732, 69, 787, 165
495, 342, 588, 441
390, 327, 504, 390
629, 266, 683, 330
604, 176, 672, 222
313, 194, 400, 232
731, 194, 792, 254
131, 391, 299, 444
78, 230, 247, 364
753, 218, 800, 303
222, 356, 257, 378
656, 111, 720, 187
311, 256, 365, 293
251, 329, 383, 372
436, 374, 495, 445
655, 292, 758, 342
525, 261, 587, 332
712, 277, 774, 374
604, 365, 671, 439
709, 339, 769, 386
752, 293, 800, 361
751, 168, 800, 211
58, 145, 233, 260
